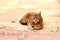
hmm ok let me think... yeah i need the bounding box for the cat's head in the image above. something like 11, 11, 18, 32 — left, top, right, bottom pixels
28, 11, 43, 30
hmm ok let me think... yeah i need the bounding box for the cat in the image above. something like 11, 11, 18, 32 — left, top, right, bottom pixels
20, 11, 43, 30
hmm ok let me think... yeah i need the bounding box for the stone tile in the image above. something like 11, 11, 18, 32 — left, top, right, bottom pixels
0, 30, 26, 40
27, 32, 60, 40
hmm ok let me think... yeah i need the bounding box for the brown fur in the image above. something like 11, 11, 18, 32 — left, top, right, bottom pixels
20, 11, 43, 30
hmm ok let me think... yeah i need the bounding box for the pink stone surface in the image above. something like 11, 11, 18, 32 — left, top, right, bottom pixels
0, 30, 60, 40
27, 32, 60, 40
0, 30, 25, 40
0, 35, 19, 40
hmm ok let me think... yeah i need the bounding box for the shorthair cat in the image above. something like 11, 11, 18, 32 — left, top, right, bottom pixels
20, 11, 43, 30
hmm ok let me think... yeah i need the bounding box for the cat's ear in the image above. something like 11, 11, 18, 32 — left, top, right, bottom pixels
38, 11, 41, 16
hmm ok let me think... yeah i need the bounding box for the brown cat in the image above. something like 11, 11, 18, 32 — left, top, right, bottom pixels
20, 11, 43, 30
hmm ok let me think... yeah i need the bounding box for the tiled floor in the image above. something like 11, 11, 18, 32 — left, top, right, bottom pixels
0, 0, 60, 40
0, 30, 60, 40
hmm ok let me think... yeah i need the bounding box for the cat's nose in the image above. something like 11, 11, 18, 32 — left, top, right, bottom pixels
33, 20, 36, 22
33, 20, 38, 24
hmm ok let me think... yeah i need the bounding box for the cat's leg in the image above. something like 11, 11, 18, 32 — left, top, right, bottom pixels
20, 17, 27, 25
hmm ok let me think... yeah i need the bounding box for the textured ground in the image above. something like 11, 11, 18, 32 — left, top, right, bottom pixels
0, 0, 60, 40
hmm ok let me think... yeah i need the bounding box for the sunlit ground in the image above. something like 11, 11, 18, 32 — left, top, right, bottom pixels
0, 0, 60, 32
